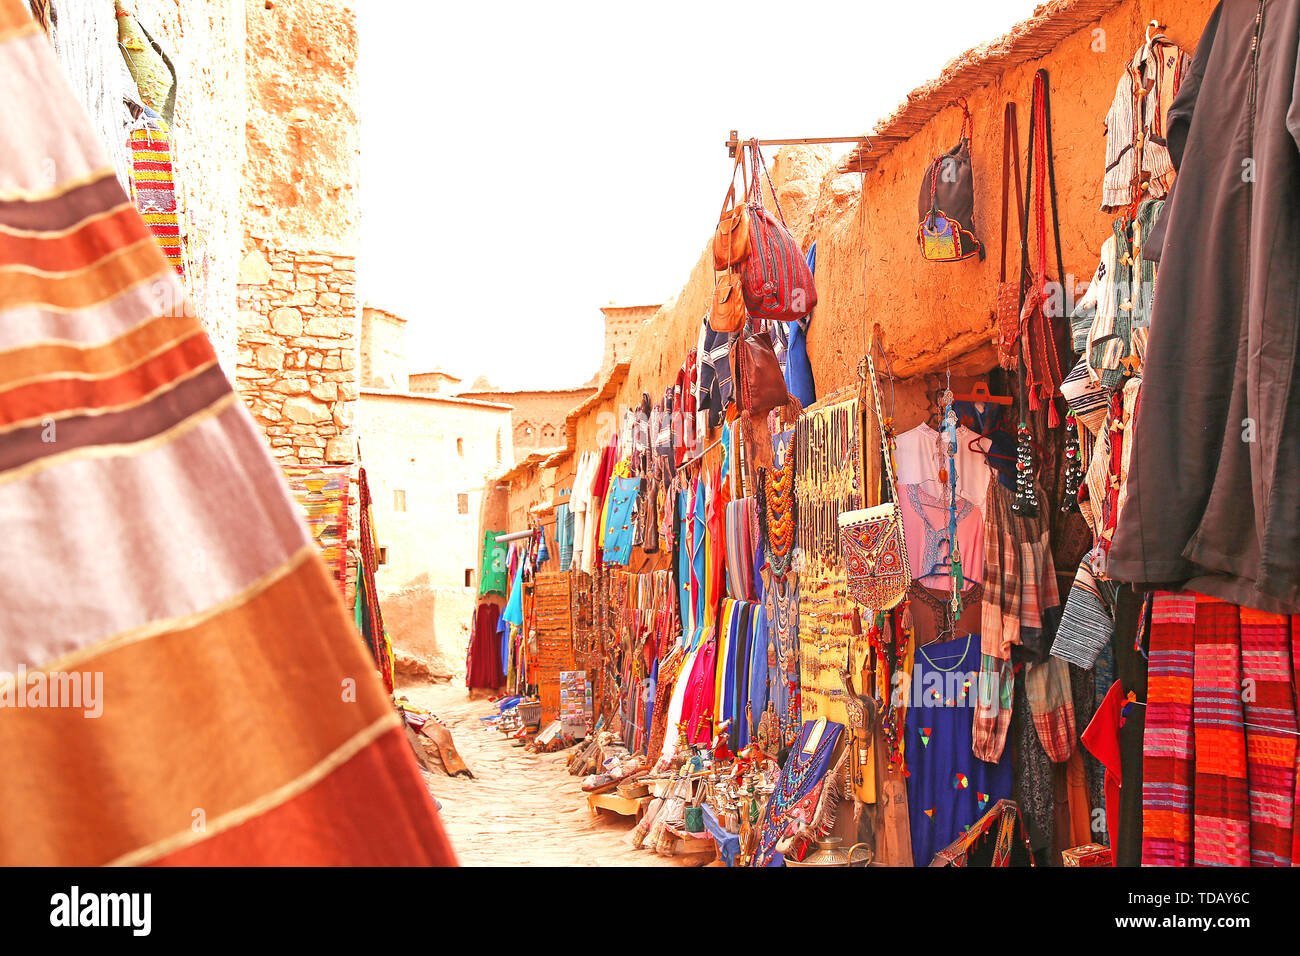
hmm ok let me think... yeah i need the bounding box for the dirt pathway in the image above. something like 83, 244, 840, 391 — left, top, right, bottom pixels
398, 680, 685, 867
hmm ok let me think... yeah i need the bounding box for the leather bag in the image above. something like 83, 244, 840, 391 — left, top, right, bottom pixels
710, 270, 746, 334
712, 150, 750, 271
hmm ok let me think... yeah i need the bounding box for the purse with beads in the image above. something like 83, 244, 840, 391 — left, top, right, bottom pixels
838, 345, 911, 611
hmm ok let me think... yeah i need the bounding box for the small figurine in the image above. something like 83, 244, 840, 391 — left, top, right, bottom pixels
711, 719, 735, 764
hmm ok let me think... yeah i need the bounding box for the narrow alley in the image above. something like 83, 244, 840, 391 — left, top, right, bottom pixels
400, 682, 685, 867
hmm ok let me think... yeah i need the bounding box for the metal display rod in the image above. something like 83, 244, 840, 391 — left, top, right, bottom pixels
726, 130, 872, 158
495, 529, 534, 545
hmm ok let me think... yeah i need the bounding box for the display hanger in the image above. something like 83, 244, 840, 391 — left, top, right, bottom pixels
725, 130, 872, 159
953, 381, 1013, 406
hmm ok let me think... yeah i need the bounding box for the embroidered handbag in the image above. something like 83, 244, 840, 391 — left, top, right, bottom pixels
996, 102, 1028, 369
839, 345, 911, 611
739, 141, 817, 322
917, 101, 984, 263
712, 149, 750, 271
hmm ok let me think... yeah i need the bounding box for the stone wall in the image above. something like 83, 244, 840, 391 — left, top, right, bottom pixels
235, 244, 360, 465
118, 0, 247, 374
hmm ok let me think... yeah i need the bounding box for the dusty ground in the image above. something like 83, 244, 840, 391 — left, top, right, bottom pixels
397, 680, 686, 867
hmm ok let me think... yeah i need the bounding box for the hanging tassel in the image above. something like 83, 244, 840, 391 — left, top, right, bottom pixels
742, 409, 775, 470
780, 393, 804, 429
1047, 396, 1060, 429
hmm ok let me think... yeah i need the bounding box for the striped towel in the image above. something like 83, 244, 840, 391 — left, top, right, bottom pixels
725, 497, 755, 602
0, 2, 451, 865
1142, 591, 1196, 866
1051, 560, 1118, 668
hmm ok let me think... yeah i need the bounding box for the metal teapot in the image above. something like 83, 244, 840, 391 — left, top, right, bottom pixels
784, 836, 873, 868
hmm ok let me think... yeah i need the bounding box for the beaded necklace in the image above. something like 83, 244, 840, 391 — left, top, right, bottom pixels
767, 574, 800, 674
758, 451, 797, 578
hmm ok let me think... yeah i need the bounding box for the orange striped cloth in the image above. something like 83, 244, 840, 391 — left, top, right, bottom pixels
0, 0, 453, 865
1142, 592, 1298, 867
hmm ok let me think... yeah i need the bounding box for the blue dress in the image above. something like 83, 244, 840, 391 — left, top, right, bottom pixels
907, 633, 1013, 866
601, 476, 640, 566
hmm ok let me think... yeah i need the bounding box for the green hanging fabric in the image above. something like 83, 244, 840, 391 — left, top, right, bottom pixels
480, 530, 507, 597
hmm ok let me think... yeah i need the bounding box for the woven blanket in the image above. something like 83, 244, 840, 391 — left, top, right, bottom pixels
282, 464, 350, 591
128, 109, 185, 276
0, 2, 451, 865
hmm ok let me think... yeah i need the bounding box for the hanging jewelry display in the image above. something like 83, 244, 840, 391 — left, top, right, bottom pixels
757, 449, 797, 579
794, 398, 863, 564
1011, 420, 1039, 516
938, 380, 965, 620
1061, 411, 1083, 513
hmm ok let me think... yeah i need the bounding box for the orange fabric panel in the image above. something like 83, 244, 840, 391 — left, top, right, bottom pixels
0, 331, 214, 427
0, 237, 166, 311
0, 557, 405, 866
0, 202, 149, 271
149, 728, 456, 866
0, 311, 197, 386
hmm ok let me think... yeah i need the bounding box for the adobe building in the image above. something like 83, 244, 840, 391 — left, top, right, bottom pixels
356, 387, 513, 680
43, 0, 367, 605
453, 384, 599, 462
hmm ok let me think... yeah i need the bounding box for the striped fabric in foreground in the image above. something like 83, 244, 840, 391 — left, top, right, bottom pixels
0, 0, 454, 866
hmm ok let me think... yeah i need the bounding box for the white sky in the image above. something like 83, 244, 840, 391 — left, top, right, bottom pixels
359, 0, 1041, 390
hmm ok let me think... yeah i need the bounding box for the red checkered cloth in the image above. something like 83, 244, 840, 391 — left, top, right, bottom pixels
1142, 591, 1196, 866
1240, 607, 1297, 866
1026, 656, 1075, 763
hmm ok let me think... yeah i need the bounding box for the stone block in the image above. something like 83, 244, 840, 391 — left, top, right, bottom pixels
306, 315, 343, 337
237, 249, 272, 285
270, 307, 303, 336
255, 345, 285, 370
325, 435, 355, 463
282, 397, 330, 424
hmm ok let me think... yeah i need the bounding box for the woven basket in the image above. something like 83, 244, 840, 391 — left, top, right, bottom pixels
517, 700, 542, 730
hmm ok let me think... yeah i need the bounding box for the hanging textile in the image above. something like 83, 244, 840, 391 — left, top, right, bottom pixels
1142, 592, 1299, 867
127, 107, 185, 277
282, 464, 350, 592
466, 603, 504, 690
908, 634, 1013, 866
356, 466, 395, 694
480, 529, 507, 596
115, 1, 176, 125
0, 6, 451, 864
